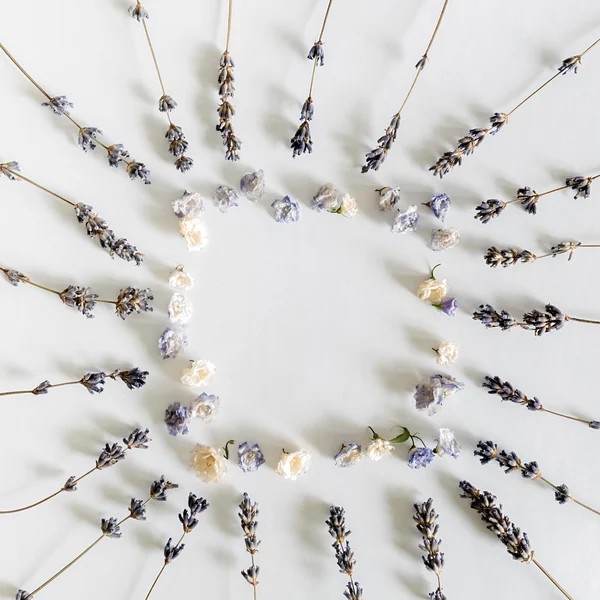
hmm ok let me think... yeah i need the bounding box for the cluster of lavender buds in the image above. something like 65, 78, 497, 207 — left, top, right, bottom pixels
15, 475, 175, 600
362, 0, 450, 172
0, 44, 150, 183
1, 266, 153, 320
326, 506, 363, 600
414, 498, 446, 600
430, 39, 600, 179
474, 173, 599, 223
128, 3, 193, 172
143, 493, 209, 600
458, 481, 534, 563
0, 367, 148, 398
1, 427, 150, 515
474, 441, 600, 518
216, 51, 241, 161
239, 493, 260, 595
473, 303, 600, 336
482, 374, 600, 429
460, 481, 580, 598
0, 163, 143, 265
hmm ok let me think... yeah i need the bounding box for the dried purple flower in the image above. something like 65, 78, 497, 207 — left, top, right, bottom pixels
96, 443, 126, 469
424, 193, 451, 221
391, 205, 419, 234
472, 304, 518, 330
150, 476, 179, 502
165, 402, 192, 436
559, 55, 581, 75
159, 95, 177, 112
129, 498, 147, 521
271, 196, 300, 223
291, 120, 313, 157
123, 428, 151, 450
414, 498, 446, 600
522, 304, 565, 336
41, 95, 74, 116
77, 127, 103, 152
565, 175, 593, 199
59, 285, 98, 318
32, 380, 51, 395
126, 161, 151, 184
307, 41, 325, 66
239, 493, 261, 590
101, 516, 122, 538
129, 2, 149, 21
362, 113, 400, 173
106, 144, 130, 167
80, 372, 106, 394
158, 327, 187, 359
474, 199, 506, 223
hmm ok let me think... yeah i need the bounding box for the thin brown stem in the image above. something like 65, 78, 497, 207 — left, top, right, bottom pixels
540, 408, 593, 425
225, 0, 233, 52
566, 315, 600, 325
423, 0, 450, 57
0, 379, 80, 397
140, 15, 167, 97
532, 558, 574, 600
317, 0, 335, 43
508, 37, 600, 117
0, 42, 51, 99
29, 535, 105, 597
397, 0, 450, 116
1, 168, 76, 206
0, 467, 97, 515
251, 554, 257, 600
307, 61, 319, 98
505, 174, 600, 206
538, 476, 600, 517
144, 532, 186, 600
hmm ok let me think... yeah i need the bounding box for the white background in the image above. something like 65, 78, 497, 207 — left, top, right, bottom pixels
1, 1, 599, 598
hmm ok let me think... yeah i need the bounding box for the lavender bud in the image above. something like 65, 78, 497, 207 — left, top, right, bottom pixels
101, 517, 122, 538
32, 380, 51, 395
129, 498, 147, 520
59, 285, 98, 319
115, 287, 154, 320
78, 127, 103, 152
96, 443, 126, 469
164, 537, 185, 562
474, 440, 498, 465
150, 476, 179, 501
307, 41, 325, 66
80, 372, 106, 394
158, 95, 177, 113
123, 427, 151, 449
41, 95, 74, 116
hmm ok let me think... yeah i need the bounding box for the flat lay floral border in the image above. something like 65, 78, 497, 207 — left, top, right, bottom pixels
1, 1, 599, 600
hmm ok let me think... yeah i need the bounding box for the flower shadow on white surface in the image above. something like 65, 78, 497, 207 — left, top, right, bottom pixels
295, 495, 331, 576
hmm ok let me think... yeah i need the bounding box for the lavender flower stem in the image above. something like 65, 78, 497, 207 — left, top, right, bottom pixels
27, 499, 149, 598
0, 466, 94, 515
140, 14, 168, 104
143, 532, 185, 600
398, 0, 449, 115
225, 0, 233, 52
537, 476, 600, 516
1, 168, 75, 206
532, 558, 575, 600
540, 408, 594, 425
309, 0, 334, 96
565, 315, 600, 325
0, 380, 80, 397
508, 37, 600, 117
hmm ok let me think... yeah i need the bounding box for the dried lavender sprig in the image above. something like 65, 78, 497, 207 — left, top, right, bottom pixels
483, 241, 600, 267
239, 493, 260, 599
414, 498, 446, 600
129, 2, 193, 172
0, 367, 148, 398
475, 173, 600, 222
0, 266, 153, 320
0, 428, 150, 515
290, 0, 335, 158
473, 303, 600, 335
430, 38, 600, 178
482, 374, 600, 429
458, 481, 574, 600
216, 0, 241, 161
474, 441, 600, 518
0, 43, 150, 183
143, 493, 209, 600
362, 0, 450, 172
16, 477, 174, 600
326, 506, 363, 600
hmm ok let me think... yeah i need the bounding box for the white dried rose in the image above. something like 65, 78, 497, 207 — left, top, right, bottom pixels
417, 278, 448, 304
168, 267, 194, 291
339, 193, 358, 218
180, 359, 216, 387
430, 228, 460, 251
190, 444, 227, 483
180, 216, 208, 251
168, 293, 193, 324
276, 449, 311, 480
190, 393, 220, 423
436, 341, 458, 366
365, 438, 394, 461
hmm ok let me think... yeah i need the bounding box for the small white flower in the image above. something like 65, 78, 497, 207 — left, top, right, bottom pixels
190, 393, 220, 423
276, 449, 311, 480
168, 293, 193, 324
168, 267, 194, 291
365, 438, 394, 461
190, 444, 228, 483
430, 228, 460, 251
339, 193, 359, 218
417, 278, 448, 304
435, 341, 458, 366
172, 190, 204, 218
434, 428, 461, 459
180, 216, 208, 251
180, 359, 216, 387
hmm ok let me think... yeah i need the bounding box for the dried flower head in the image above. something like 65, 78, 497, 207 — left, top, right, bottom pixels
271, 196, 300, 223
